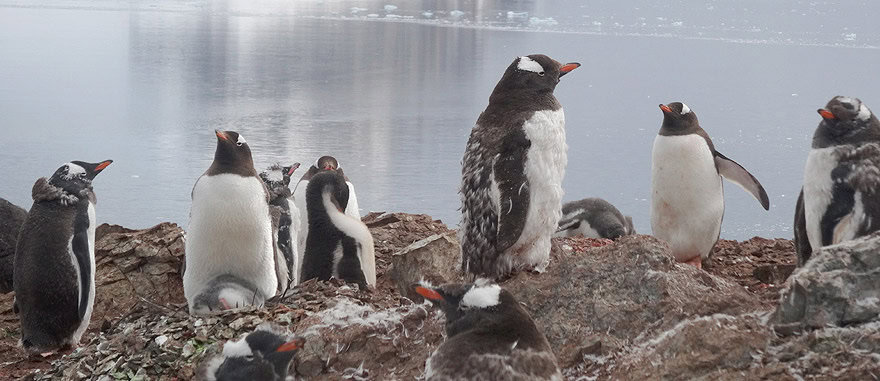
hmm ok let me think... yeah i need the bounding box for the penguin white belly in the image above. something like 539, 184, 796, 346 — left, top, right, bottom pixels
651, 135, 724, 261
287, 199, 301, 286
70, 202, 97, 344
802, 147, 837, 250
509, 109, 567, 272
184, 174, 277, 304
292, 183, 308, 284
570, 222, 601, 238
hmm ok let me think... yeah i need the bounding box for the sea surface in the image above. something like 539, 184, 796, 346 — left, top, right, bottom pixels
1, 0, 879, 239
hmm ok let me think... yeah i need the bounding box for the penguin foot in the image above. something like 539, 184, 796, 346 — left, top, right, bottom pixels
682, 256, 703, 270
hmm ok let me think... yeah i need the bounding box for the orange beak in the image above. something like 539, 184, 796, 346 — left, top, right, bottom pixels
818, 109, 836, 120
414, 286, 444, 301
559, 62, 580, 77
95, 160, 113, 172
287, 163, 300, 176
215, 130, 229, 141
659, 104, 672, 113
276, 338, 304, 352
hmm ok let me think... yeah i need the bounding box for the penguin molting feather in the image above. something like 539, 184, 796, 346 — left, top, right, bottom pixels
555, 198, 635, 239
260, 162, 301, 293
460, 54, 579, 279
13, 160, 112, 353
197, 324, 304, 381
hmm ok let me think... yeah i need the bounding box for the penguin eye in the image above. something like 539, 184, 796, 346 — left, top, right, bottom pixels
538, 71, 545, 76
236, 142, 243, 147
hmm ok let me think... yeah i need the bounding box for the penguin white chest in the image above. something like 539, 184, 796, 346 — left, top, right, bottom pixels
70, 202, 97, 344
802, 147, 838, 249
511, 108, 567, 270
184, 174, 277, 302
651, 134, 724, 261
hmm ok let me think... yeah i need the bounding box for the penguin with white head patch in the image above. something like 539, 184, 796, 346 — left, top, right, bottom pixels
651, 102, 770, 269
13, 159, 112, 353
184, 130, 278, 315
300, 170, 376, 288
197, 324, 304, 381
414, 280, 562, 381
0, 198, 28, 293
292, 155, 360, 283
795, 96, 880, 266
260, 163, 301, 291
555, 197, 635, 239
460, 54, 580, 279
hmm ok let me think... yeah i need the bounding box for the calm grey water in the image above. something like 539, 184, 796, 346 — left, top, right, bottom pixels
1, 1, 879, 240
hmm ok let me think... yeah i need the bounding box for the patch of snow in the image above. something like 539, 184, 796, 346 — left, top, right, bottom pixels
844, 33, 857, 41
422, 11, 433, 18
366, 13, 379, 18
350, 7, 367, 14
507, 11, 528, 19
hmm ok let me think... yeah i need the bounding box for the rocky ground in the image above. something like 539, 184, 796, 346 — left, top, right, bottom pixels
0, 212, 877, 380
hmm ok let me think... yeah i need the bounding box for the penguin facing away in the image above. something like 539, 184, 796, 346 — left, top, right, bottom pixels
555, 197, 635, 239
197, 324, 304, 381
13, 160, 112, 353
651, 102, 769, 269
796, 96, 880, 266
259, 163, 302, 292
300, 170, 376, 288
414, 280, 562, 381
292, 155, 360, 284
0, 197, 28, 293
460, 54, 580, 279
184, 130, 278, 315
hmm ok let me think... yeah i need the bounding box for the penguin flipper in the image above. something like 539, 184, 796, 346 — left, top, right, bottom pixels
793, 189, 812, 266
493, 135, 531, 253
714, 152, 770, 210
71, 203, 93, 321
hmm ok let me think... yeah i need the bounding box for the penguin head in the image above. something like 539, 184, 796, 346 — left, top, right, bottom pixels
316, 156, 340, 171
203, 325, 304, 381
413, 280, 517, 334
495, 54, 580, 94
814, 96, 880, 147
48, 160, 112, 195
658, 102, 700, 131
259, 163, 300, 200
213, 130, 255, 169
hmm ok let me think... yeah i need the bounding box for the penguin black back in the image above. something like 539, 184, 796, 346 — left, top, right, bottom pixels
0, 198, 28, 293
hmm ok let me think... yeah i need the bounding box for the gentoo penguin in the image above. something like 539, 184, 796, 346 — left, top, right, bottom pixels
300, 170, 376, 288
13, 160, 112, 353
292, 155, 361, 284
651, 102, 770, 269
795, 96, 880, 266
554, 197, 635, 239
414, 280, 562, 381
197, 324, 304, 381
0, 198, 28, 293
460, 54, 579, 279
184, 130, 278, 315
259, 163, 302, 292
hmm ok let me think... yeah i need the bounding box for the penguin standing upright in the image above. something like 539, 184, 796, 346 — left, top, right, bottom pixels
555, 197, 635, 239
0, 198, 28, 293
651, 102, 770, 269
460, 54, 579, 279
260, 163, 301, 291
197, 324, 304, 381
292, 155, 360, 284
795, 96, 880, 266
414, 280, 562, 381
13, 160, 112, 353
184, 130, 278, 314
300, 170, 375, 288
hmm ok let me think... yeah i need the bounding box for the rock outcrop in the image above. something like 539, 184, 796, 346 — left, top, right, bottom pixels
3, 213, 879, 380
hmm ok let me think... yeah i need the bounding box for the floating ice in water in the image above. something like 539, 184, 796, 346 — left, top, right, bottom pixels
350, 7, 367, 14
529, 17, 558, 27
367, 13, 379, 18
384, 4, 397, 12
422, 11, 433, 18
844, 33, 857, 41
507, 11, 528, 19
449, 10, 465, 18
672, 21, 683, 27
592, 21, 602, 26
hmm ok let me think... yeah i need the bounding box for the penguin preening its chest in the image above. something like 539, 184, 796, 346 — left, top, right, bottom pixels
260, 163, 301, 292
460, 54, 580, 279
292, 155, 361, 285
184, 130, 278, 315
13, 159, 112, 353
300, 170, 376, 288
555, 197, 635, 239
0, 197, 28, 293
651, 102, 769, 269
414, 280, 562, 381
795, 96, 880, 266
197, 324, 304, 381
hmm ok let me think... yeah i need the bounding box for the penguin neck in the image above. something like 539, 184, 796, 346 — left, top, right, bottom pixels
812, 119, 880, 149
487, 89, 560, 115
207, 157, 257, 177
